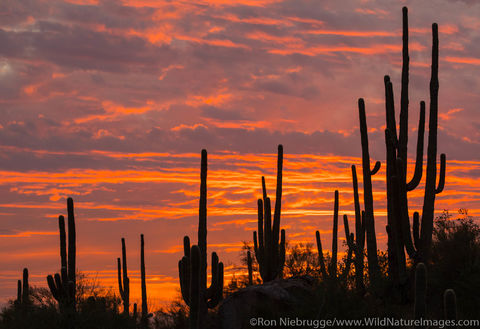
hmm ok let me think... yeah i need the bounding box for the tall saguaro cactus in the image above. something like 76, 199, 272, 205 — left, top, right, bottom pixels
253, 145, 286, 282
117, 238, 130, 316
384, 8, 446, 276
140, 234, 149, 328
358, 99, 382, 286
47, 197, 77, 313
178, 149, 224, 329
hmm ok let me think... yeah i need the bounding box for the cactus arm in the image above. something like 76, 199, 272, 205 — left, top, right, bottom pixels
384, 77, 398, 146
117, 258, 124, 299
261, 176, 267, 202
407, 102, 425, 191
59, 216, 67, 270
413, 212, 421, 250
370, 161, 381, 176
343, 215, 352, 247
316, 231, 327, 278
47, 275, 59, 301
394, 159, 417, 259
435, 154, 446, 194
206, 252, 219, 298
207, 262, 224, 308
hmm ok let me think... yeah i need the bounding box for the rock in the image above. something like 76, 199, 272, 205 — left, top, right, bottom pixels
218, 276, 316, 329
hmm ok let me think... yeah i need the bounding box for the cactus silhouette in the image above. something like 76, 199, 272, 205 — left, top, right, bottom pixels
357, 98, 382, 287
384, 8, 446, 283
15, 268, 29, 307
316, 190, 352, 281
343, 165, 366, 292
117, 238, 130, 316
140, 234, 150, 328
253, 145, 286, 282
178, 149, 224, 328
46, 197, 77, 328
443, 289, 457, 323
414, 263, 427, 325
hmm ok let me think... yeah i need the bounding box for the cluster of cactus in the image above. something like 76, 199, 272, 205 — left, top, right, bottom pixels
352, 7, 446, 292
15, 268, 29, 307
316, 190, 354, 281
253, 145, 286, 282
384, 8, 446, 288
413, 263, 457, 325
46, 198, 77, 315
178, 149, 224, 329
117, 238, 131, 316
117, 234, 150, 327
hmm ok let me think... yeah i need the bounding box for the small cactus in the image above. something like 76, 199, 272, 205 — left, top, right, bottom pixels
117, 238, 130, 316
15, 268, 29, 307
414, 263, 427, 324
443, 289, 457, 321
47, 197, 76, 313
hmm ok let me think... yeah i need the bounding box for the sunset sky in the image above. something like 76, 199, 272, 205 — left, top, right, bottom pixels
0, 0, 479, 308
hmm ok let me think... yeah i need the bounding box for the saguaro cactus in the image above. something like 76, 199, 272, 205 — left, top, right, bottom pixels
253, 145, 286, 282
316, 190, 353, 281
15, 268, 29, 306
443, 289, 457, 322
358, 98, 382, 286
178, 150, 224, 328
117, 238, 130, 316
343, 165, 366, 292
140, 234, 150, 328
414, 263, 427, 323
384, 8, 446, 276
47, 197, 76, 312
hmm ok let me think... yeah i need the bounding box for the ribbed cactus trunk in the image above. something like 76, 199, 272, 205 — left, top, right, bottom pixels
46, 197, 77, 329
140, 234, 149, 329
414, 263, 427, 328
330, 191, 339, 279
117, 238, 130, 316
419, 23, 446, 263
178, 150, 224, 329
443, 289, 457, 324
253, 145, 286, 282
358, 98, 381, 288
